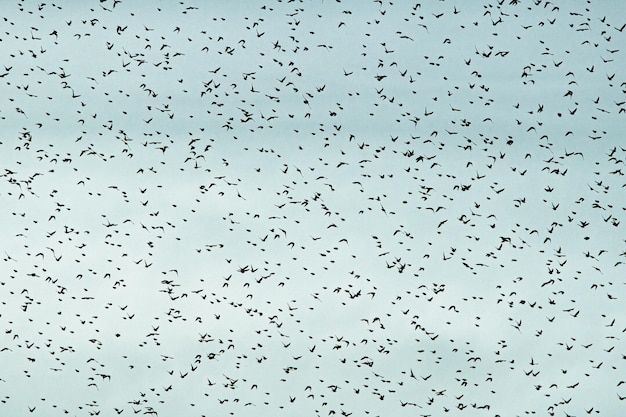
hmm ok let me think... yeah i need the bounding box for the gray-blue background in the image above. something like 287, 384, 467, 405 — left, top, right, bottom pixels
1, 1, 625, 415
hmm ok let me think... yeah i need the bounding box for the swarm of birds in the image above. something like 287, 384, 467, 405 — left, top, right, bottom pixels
1, 0, 625, 416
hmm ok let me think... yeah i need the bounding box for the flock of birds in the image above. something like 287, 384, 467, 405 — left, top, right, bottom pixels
1, 0, 625, 416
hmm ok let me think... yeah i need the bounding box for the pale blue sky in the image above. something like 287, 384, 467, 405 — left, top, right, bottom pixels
1, 1, 625, 416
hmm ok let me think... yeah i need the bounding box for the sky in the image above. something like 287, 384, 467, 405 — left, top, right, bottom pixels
1, 0, 625, 416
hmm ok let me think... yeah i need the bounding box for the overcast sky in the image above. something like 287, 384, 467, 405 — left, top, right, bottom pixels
1, 0, 625, 416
